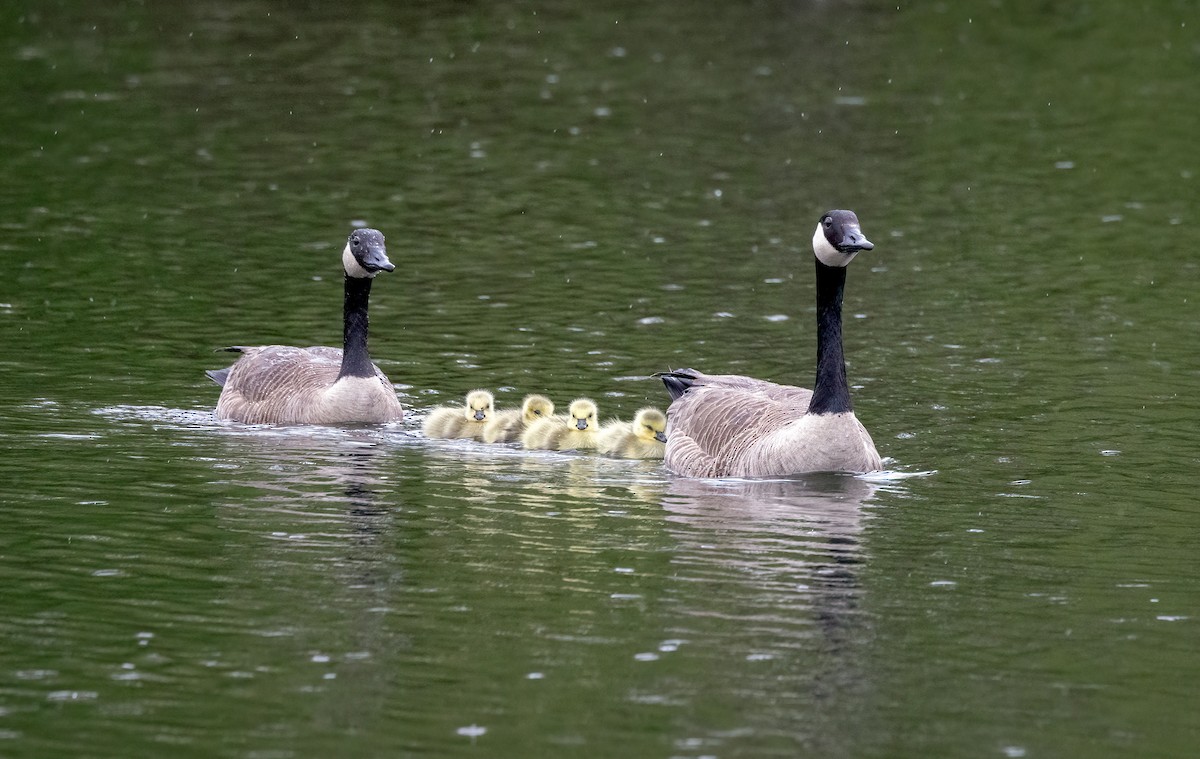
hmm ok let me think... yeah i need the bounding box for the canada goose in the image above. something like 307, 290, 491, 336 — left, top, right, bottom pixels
521, 398, 601, 451
481, 394, 555, 443
597, 407, 668, 459
422, 389, 495, 440
658, 209, 883, 477
206, 228, 403, 425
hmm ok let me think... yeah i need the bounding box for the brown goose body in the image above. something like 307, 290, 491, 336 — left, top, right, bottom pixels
660, 209, 884, 477
661, 371, 879, 476
212, 345, 402, 424
207, 228, 403, 425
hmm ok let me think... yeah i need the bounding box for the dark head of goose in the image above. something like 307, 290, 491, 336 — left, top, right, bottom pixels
343, 228, 394, 278
811, 209, 874, 268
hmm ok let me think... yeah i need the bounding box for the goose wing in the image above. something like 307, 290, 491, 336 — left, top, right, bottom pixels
212, 346, 348, 423
663, 371, 812, 477
219, 346, 341, 403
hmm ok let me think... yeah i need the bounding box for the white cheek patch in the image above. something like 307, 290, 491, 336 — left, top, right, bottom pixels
342, 243, 377, 278
812, 224, 858, 268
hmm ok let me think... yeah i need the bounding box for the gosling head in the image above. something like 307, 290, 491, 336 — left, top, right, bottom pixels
632, 407, 668, 444
465, 389, 495, 422
342, 228, 394, 278
811, 210, 874, 268
568, 398, 598, 431
521, 394, 555, 424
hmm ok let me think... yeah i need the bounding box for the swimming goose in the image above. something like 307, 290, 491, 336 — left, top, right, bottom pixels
658, 209, 883, 477
521, 398, 601, 451
422, 389, 495, 440
597, 407, 668, 459
482, 394, 555, 443
206, 228, 403, 425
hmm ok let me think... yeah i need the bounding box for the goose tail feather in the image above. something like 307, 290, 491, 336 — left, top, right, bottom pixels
205, 366, 232, 387
655, 368, 700, 401
206, 346, 247, 386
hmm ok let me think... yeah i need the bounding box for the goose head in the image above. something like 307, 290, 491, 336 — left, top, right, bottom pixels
632, 407, 668, 444
568, 398, 598, 431
811, 209, 874, 268
521, 394, 555, 424
342, 228, 394, 278
465, 389, 495, 422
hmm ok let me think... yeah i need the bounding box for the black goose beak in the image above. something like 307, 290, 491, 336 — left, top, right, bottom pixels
575, 418, 589, 430
474, 410, 487, 421
838, 227, 874, 253
654, 431, 668, 443
362, 243, 395, 273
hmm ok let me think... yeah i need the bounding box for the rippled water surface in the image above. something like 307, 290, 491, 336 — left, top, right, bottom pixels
2, 2, 1198, 757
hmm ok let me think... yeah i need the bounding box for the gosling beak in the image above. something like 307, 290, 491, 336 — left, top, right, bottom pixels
838, 226, 874, 253
362, 242, 395, 273
654, 431, 668, 444
474, 410, 487, 421
575, 418, 588, 430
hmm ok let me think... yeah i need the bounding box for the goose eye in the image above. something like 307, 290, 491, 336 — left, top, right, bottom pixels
823, 217, 832, 227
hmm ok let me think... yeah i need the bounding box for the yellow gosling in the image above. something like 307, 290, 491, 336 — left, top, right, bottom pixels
597, 407, 668, 459
422, 389, 495, 440
482, 394, 555, 444
521, 398, 601, 451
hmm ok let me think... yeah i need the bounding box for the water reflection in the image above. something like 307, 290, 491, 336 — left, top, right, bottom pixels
659, 475, 881, 752
203, 428, 414, 746
663, 473, 878, 636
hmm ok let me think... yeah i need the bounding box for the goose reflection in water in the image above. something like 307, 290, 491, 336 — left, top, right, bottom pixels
211, 430, 407, 734
660, 475, 881, 708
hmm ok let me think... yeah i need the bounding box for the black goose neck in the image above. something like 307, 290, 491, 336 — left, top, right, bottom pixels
807, 258, 853, 415
339, 275, 376, 379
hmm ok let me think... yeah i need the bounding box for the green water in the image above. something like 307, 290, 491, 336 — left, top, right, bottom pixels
2, 1, 1198, 757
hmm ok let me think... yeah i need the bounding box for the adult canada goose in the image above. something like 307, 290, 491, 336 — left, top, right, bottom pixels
597, 407, 668, 459
206, 228, 403, 425
481, 394, 555, 443
422, 389, 495, 440
658, 209, 883, 477
521, 398, 601, 451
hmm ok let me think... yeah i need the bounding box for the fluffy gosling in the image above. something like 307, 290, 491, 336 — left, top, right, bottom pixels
482, 394, 555, 444
597, 407, 668, 459
521, 398, 601, 451
422, 389, 495, 440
